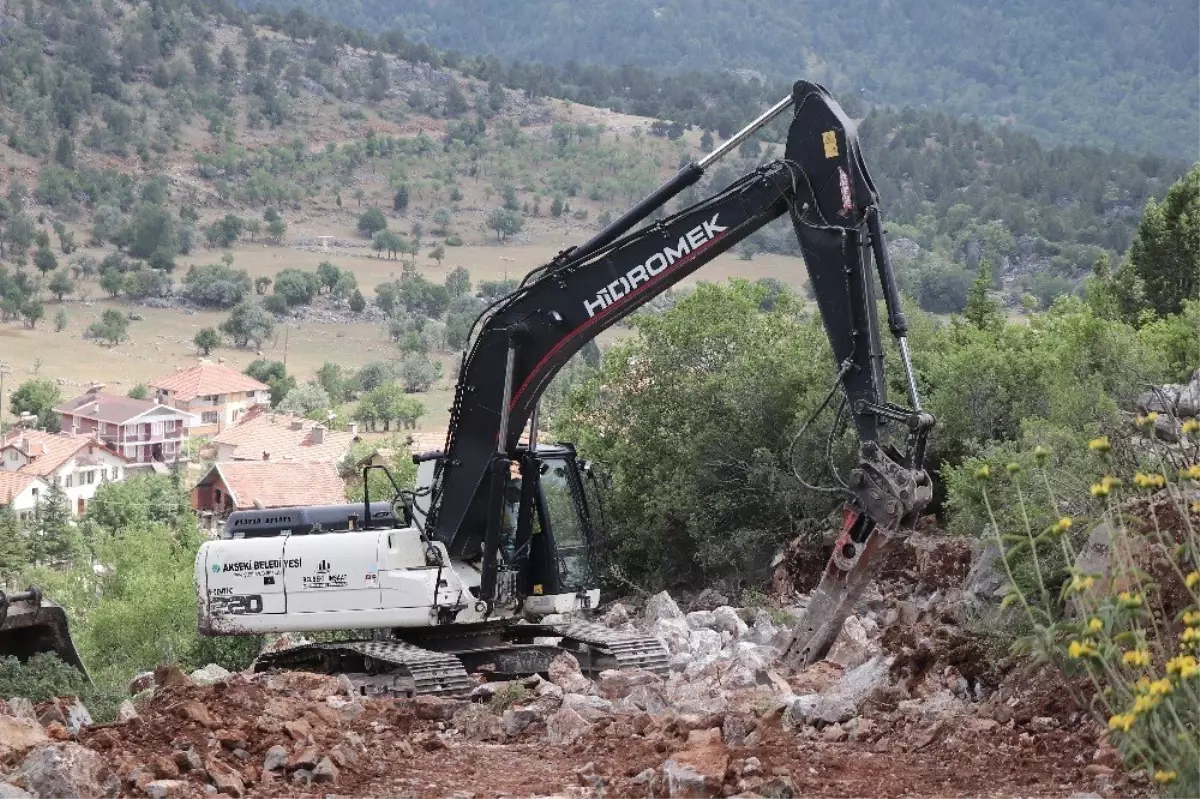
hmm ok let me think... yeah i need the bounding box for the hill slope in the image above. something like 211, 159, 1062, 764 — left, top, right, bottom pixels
240, 0, 1200, 158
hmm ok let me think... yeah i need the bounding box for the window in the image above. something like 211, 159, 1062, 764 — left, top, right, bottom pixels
152, 421, 164, 437
246, 391, 256, 399
53, 476, 60, 487
99, 422, 108, 435
202, 411, 219, 424
112, 467, 120, 481
86, 471, 95, 485
30, 487, 38, 499
6, 450, 16, 461
65, 474, 73, 488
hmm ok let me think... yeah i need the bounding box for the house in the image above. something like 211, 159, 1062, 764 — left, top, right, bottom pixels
0, 472, 51, 521
0, 430, 129, 516
209, 411, 360, 464
192, 461, 347, 516
149, 361, 271, 437
54, 384, 197, 467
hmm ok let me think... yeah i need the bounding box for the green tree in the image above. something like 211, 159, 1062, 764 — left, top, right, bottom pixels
315, 362, 349, 403
10, 379, 61, 431
99, 268, 124, 299
430, 244, 446, 266
33, 246, 57, 276
87, 309, 129, 346
194, 327, 221, 355
21, 300, 44, 329
278, 383, 331, 418
124, 206, 178, 270
204, 215, 245, 249
962, 260, 1003, 330
245, 360, 296, 406
487, 208, 523, 242
53, 308, 68, 332
33, 483, 77, 566
444, 266, 469, 297
273, 269, 318, 306
0, 505, 30, 580
1127, 164, 1199, 318
219, 302, 274, 349
393, 186, 409, 213
5, 215, 36, 266
397, 353, 442, 393
254, 276, 272, 295
340, 435, 418, 503
349, 289, 367, 313
357, 207, 388, 237
53, 133, 74, 168
48, 270, 73, 301
126, 384, 150, 400
316, 261, 341, 293
265, 216, 287, 243
353, 383, 424, 431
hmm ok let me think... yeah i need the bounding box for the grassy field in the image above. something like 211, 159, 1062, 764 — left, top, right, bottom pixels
2, 235, 807, 434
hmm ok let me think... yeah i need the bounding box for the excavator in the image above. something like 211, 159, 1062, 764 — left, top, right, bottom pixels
193, 80, 934, 696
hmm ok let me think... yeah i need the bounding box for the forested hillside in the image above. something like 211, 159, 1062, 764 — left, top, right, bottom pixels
238, 0, 1200, 158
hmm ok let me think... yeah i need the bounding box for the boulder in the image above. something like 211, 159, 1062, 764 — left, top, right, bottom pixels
0, 785, 32, 799
413, 695, 460, 721
205, 759, 244, 798
785, 694, 856, 727
1137, 385, 1181, 414
1154, 414, 1182, 443
1178, 373, 1200, 416
312, 757, 338, 785
501, 706, 540, 736
548, 652, 596, 695
686, 611, 716, 630
0, 715, 50, 761
745, 610, 779, 647
115, 700, 139, 723
562, 693, 613, 722
654, 617, 693, 656
600, 602, 631, 627
617, 684, 669, 715
189, 663, 232, 686
597, 668, 662, 700
825, 615, 876, 670
898, 690, 967, 721
179, 700, 219, 729
12, 743, 106, 799
687, 629, 723, 660
710, 607, 749, 638
545, 706, 591, 745
262, 745, 289, 772
835, 654, 894, 707
644, 591, 685, 625
7, 697, 36, 721
691, 588, 730, 611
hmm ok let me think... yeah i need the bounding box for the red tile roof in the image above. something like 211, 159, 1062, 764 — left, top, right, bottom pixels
210, 412, 357, 463
197, 461, 346, 510
0, 430, 126, 477
149, 363, 269, 402
54, 391, 192, 426
0, 472, 45, 504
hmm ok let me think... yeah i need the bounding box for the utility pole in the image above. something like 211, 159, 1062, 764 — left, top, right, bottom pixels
0, 361, 10, 435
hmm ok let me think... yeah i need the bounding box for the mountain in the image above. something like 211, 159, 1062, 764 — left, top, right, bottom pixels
238, 0, 1200, 159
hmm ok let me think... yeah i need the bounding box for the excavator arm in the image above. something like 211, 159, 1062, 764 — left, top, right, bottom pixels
427, 80, 933, 664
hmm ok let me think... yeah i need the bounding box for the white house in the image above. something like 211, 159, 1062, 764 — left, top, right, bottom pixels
0, 471, 51, 521
0, 430, 130, 516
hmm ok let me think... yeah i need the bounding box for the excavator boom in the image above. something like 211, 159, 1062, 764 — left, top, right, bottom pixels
426, 81, 934, 661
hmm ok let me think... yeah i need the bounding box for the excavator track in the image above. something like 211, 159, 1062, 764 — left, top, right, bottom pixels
254, 639, 474, 698
536, 619, 671, 676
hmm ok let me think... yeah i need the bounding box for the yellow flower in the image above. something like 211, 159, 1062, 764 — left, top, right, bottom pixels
1033, 445, 1051, 463
1005, 462, 1021, 475
1122, 649, 1150, 667
1180, 464, 1200, 481
1182, 609, 1200, 626
1089, 436, 1111, 454
1090, 482, 1110, 498
1166, 654, 1199, 678
1134, 677, 1152, 694
1107, 713, 1135, 732
1186, 571, 1200, 590
1146, 411, 1160, 423
1134, 472, 1166, 489
974, 464, 991, 480
1132, 694, 1161, 715
1182, 627, 1200, 644
1088, 617, 1104, 633
1049, 517, 1073, 536
1068, 640, 1098, 659
1135, 414, 1151, 427
1069, 574, 1096, 593
1148, 678, 1173, 696
1183, 418, 1200, 435
1117, 591, 1143, 608
1154, 770, 1177, 786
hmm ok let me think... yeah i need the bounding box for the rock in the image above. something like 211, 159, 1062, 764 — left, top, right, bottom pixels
644, 591, 685, 625
0, 715, 50, 760
632, 768, 657, 786
835, 655, 893, 706
845, 716, 877, 741
115, 701, 139, 723
290, 769, 313, 786
262, 745, 289, 772
759, 776, 797, 799
825, 615, 876, 670
453, 704, 504, 740
746, 610, 780, 647
152, 665, 189, 690
151, 756, 180, 780
576, 762, 603, 789
721, 713, 755, 747
144, 780, 190, 799
205, 759, 244, 798
562, 693, 613, 722
597, 668, 662, 700
548, 652, 596, 695
741, 757, 762, 777
617, 684, 669, 715
1154, 414, 1182, 443
785, 694, 855, 727
127, 672, 155, 695
686, 610, 717, 630
7, 697, 36, 720
0, 786, 31, 799
180, 700, 219, 729
189, 664, 232, 686
173, 747, 203, 773
283, 718, 312, 740
1074, 522, 1113, 584
13, 743, 105, 799
898, 690, 967, 721
711, 606, 749, 638
1137, 385, 1180, 414
312, 757, 338, 784
663, 728, 728, 798
545, 706, 591, 745
1178, 376, 1200, 416
600, 602, 631, 627
688, 628, 723, 659
325, 695, 364, 721
821, 722, 848, 742
667, 677, 729, 716
287, 745, 320, 771
654, 617, 693, 655
691, 588, 729, 611
501, 706, 540, 736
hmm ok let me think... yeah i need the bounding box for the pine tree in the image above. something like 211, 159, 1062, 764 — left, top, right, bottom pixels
963, 260, 1003, 330
33, 483, 77, 566
0, 505, 31, 584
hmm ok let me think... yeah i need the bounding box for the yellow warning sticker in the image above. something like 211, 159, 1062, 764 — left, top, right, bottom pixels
533, 584, 544, 595
822, 130, 839, 158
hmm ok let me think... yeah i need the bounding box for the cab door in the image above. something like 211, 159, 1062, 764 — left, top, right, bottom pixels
282, 531, 383, 613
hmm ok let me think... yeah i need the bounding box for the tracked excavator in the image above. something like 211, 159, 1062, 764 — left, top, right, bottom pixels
194, 80, 934, 696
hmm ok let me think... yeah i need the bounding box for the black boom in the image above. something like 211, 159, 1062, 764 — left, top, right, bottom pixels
427, 81, 933, 598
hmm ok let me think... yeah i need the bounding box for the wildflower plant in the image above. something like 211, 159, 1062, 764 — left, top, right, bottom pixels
976, 416, 1200, 796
